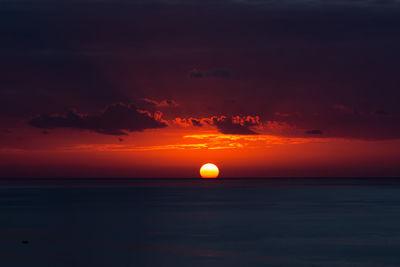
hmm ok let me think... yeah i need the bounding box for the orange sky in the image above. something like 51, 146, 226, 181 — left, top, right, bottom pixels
1, 123, 400, 178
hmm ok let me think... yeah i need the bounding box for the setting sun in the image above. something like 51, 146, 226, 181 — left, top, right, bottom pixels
200, 163, 219, 178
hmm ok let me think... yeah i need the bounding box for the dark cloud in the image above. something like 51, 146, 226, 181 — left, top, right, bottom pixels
212, 116, 258, 135
189, 69, 234, 79
189, 70, 203, 78
375, 110, 389, 116
29, 103, 167, 136
190, 118, 202, 127
207, 69, 231, 79
305, 129, 323, 135
142, 98, 179, 108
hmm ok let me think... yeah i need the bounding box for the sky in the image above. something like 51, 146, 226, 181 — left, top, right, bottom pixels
1, 0, 400, 178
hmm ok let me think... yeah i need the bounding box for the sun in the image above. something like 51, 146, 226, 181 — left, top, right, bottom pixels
200, 163, 219, 178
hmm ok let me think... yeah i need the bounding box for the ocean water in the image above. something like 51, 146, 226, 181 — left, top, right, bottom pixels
1, 178, 400, 266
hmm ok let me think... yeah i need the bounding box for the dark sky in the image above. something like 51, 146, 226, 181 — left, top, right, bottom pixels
1, 0, 400, 177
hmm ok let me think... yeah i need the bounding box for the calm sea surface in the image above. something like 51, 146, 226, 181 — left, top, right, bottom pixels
1, 178, 400, 266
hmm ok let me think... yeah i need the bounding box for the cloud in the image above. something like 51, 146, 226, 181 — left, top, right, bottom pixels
189, 69, 204, 78
375, 109, 389, 115
142, 98, 179, 108
189, 69, 235, 79
207, 69, 231, 78
190, 118, 203, 127
305, 129, 323, 135
212, 116, 259, 135
29, 103, 167, 136
171, 117, 205, 127
63, 132, 316, 153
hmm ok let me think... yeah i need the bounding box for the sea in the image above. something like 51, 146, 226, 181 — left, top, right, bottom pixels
1, 178, 400, 267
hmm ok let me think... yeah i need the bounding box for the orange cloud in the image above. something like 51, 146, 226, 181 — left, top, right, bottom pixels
61, 132, 325, 153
